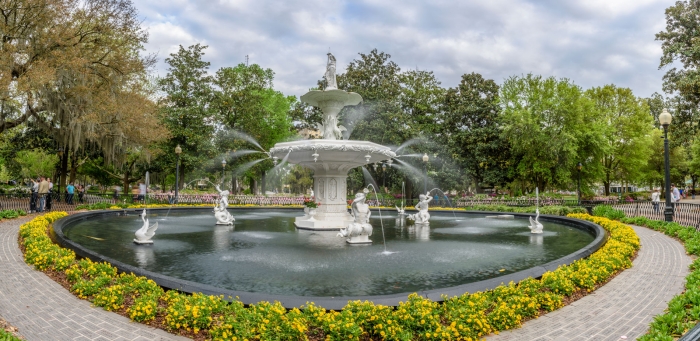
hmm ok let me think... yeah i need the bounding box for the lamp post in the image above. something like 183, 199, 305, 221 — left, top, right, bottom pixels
221, 159, 227, 185
422, 153, 429, 193
175, 145, 182, 204
577, 162, 582, 205
660, 108, 673, 222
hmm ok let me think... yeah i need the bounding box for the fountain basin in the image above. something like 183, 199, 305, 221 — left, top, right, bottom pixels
53, 208, 605, 309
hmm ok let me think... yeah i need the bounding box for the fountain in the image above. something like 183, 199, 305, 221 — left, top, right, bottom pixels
269, 53, 396, 230
529, 187, 544, 234
337, 190, 373, 244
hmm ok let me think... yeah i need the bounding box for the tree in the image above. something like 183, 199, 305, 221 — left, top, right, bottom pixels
657, 0, 700, 106
586, 85, 654, 195
157, 44, 217, 190
212, 63, 295, 192
499, 74, 598, 191
0, 0, 167, 193
441, 73, 512, 192
14, 149, 58, 179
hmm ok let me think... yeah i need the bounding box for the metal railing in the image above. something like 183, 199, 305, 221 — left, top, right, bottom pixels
3, 192, 698, 228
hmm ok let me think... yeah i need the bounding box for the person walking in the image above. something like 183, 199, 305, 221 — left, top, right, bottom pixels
37, 176, 49, 212
651, 188, 660, 214
66, 183, 75, 205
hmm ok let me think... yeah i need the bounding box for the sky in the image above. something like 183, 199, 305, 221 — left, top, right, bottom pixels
133, 0, 673, 100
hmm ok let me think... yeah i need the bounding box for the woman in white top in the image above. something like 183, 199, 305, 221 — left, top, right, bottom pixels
651, 189, 660, 213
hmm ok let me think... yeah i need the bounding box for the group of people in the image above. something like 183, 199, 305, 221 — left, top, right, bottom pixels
651, 184, 683, 213
29, 177, 85, 213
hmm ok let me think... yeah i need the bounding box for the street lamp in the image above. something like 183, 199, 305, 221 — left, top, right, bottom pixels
175, 145, 182, 204
422, 153, 429, 193
577, 162, 582, 206
660, 108, 673, 222
221, 159, 227, 185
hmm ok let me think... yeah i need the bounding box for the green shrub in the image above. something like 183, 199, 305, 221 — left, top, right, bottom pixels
592, 205, 625, 220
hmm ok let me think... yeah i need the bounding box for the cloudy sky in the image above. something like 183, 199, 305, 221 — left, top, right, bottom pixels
133, 0, 673, 99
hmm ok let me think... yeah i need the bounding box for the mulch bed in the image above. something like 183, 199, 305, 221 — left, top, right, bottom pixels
0, 317, 23, 339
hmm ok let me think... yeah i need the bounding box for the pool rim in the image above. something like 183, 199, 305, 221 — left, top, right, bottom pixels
51, 207, 606, 310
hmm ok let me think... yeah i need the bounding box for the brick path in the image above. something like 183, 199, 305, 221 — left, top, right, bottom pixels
487, 225, 692, 341
0, 216, 187, 341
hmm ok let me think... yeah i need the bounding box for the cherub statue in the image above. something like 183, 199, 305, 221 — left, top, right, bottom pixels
338, 191, 373, 239
408, 192, 432, 224
214, 185, 235, 225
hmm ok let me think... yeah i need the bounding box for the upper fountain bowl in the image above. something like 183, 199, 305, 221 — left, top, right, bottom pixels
269, 139, 395, 171
300, 89, 362, 108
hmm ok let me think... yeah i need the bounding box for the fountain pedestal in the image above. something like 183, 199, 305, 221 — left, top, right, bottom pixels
271, 139, 395, 230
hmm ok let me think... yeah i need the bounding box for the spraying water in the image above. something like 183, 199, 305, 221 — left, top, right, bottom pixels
394, 138, 424, 154
361, 166, 379, 192
427, 188, 458, 220
226, 130, 266, 152
365, 184, 392, 254
233, 158, 266, 175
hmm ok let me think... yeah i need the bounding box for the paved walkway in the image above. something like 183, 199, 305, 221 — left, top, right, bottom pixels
0, 216, 691, 341
0, 216, 187, 341
487, 225, 692, 341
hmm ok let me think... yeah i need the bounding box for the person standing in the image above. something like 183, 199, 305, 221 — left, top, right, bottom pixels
651, 188, 660, 214
37, 176, 49, 212
113, 185, 121, 204
29, 178, 39, 213
66, 183, 75, 205
77, 184, 85, 203
46, 178, 53, 210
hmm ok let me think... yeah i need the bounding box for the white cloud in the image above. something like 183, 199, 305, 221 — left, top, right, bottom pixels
133, 0, 671, 98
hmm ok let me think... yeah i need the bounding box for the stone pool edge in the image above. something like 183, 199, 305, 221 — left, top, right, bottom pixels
52, 207, 607, 310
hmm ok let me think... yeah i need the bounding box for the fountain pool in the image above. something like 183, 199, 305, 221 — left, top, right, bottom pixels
54, 208, 603, 309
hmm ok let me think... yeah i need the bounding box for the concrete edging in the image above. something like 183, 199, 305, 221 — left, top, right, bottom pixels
52, 208, 607, 310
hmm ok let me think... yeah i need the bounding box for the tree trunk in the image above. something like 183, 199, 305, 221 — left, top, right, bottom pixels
69, 152, 78, 184
59, 150, 68, 195
262, 172, 266, 195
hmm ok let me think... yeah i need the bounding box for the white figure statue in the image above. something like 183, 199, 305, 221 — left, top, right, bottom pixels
134, 209, 158, 244
310, 188, 314, 197
338, 191, 373, 243
214, 185, 235, 225
325, 53, 337, 90
528, 209, 543, 234
408, 192, 432, 224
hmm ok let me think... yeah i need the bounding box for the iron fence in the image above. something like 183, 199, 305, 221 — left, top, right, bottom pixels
3, 193, 699, 228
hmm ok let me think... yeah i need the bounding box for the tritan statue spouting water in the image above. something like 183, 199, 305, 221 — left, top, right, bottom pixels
337, 191, 373, 244
214, 185, 235, 225
407, 192, 432, 224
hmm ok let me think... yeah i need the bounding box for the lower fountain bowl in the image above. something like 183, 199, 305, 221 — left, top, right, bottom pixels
53, 207, 605, 309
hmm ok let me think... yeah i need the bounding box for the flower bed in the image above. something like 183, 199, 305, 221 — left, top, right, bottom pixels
621, 216, 700, 340
19, 212, 638, 340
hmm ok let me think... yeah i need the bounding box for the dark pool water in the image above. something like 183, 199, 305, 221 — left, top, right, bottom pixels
63, 209, 594, 297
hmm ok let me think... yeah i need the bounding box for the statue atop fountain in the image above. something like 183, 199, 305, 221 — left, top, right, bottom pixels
408, 192, 432, 224
269, 54, 396, 230
325, 53, 337, 90
214, 185, 235, 225
338, 191, 373, 244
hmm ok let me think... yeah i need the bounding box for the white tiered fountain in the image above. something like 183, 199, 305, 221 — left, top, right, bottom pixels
269, 53, 396, 231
